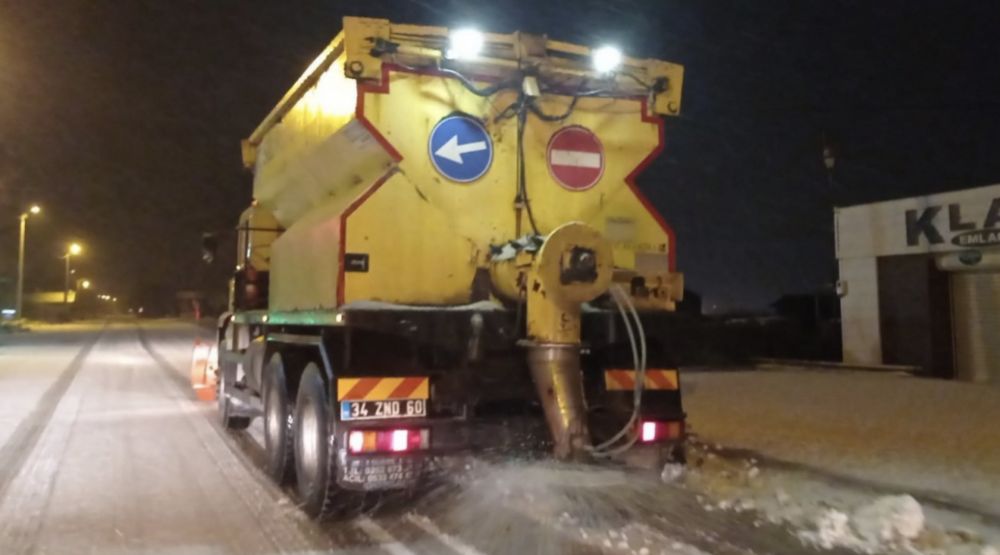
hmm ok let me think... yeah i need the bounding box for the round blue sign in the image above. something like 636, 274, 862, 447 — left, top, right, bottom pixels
428, 115, 493, 183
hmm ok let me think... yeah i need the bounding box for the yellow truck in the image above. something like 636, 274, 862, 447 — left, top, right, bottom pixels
212, 17, 686, 518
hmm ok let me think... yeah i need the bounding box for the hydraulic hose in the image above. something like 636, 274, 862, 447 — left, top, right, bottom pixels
589, 284, 647, 458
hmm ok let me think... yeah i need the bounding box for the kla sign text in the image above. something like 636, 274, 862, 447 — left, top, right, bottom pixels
906, 198, 1000, 247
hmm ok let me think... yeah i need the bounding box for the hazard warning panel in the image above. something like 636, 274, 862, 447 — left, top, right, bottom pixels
547, 126, 605, 191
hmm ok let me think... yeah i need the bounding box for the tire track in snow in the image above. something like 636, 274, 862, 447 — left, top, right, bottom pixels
136, 323, 337, 553
137, 322, 509, 555
0, 323, 104, 502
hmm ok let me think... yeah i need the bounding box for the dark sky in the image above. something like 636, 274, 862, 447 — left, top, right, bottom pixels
2, 1, 999, 311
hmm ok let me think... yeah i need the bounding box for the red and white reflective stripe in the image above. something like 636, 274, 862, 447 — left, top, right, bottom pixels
604, 369, 679, 391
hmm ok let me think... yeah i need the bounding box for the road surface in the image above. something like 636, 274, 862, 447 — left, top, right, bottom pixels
0, 319, 971, 554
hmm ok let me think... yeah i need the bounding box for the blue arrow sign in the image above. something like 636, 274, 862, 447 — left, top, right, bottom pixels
428, 115, 493, 183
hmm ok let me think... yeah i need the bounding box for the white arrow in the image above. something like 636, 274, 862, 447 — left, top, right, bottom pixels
434, 135, 487, 164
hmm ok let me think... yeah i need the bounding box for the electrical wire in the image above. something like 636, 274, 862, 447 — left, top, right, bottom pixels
515, 98, 541, 235
437, 66, 519, 97
620, 71, 653, 89
528, 95, 579, 122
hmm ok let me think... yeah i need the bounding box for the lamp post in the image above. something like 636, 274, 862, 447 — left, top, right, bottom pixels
15, 205, 41, 319
63, 243, 82, 305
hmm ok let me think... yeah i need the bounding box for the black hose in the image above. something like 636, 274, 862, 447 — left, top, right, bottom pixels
527, 96, 579, 122
437, 66, 518, 97
516, 99, 541, 235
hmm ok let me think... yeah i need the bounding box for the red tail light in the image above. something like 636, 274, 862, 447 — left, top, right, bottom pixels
638, 420, 684, 443
347, 428, 429, 454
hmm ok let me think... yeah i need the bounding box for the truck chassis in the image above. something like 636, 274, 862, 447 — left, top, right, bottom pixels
216, 305, 685, 518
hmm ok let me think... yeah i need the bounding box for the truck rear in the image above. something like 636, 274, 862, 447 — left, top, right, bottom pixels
213, 17, 686, 518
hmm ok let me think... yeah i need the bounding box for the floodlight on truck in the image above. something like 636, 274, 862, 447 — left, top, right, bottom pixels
447, 28, 484, 60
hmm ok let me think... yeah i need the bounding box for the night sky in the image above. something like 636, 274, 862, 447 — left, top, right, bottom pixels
2, 1, 999, 312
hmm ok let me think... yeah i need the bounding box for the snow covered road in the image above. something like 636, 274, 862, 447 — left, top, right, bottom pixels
0, 319, 993, 554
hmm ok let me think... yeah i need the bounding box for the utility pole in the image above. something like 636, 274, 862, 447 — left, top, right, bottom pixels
15, 205, 41, 319
63, 243, 82, 306
63, 253, 71, 304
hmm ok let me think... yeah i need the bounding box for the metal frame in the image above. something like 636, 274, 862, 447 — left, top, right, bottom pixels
266, 331, 334, 380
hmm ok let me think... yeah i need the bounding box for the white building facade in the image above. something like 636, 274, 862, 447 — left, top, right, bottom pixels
836, 184, 1000, 382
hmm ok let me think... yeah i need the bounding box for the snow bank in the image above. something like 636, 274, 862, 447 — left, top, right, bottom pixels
853, 495, 925, 545
683, 368, 1000, 514
798, 495, 925, 553
678, 441, 1000, 555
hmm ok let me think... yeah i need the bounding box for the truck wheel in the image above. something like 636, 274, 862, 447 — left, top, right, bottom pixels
218, 356, 250, 430
263, 353, 295, 484
293, 363, 340, 518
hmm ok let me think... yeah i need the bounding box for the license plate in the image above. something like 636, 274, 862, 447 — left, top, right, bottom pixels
340, 399, 427, 421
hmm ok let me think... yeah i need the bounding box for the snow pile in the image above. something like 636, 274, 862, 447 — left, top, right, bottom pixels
802, 509, 852, 550
682, 368, 1000, 514
853, 495, 925, 545
798, 495, 925, 553
661, 463, 685, 483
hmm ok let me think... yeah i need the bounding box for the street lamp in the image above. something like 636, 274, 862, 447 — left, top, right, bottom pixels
64, 243, 83, 305
15, 204, 41, 319
80, 279, 91, 290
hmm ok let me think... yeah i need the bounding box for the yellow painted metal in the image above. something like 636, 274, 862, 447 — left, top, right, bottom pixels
342, 17, 390, 81
347, 72, 676, 307
336, 17, 683, 116
246, 17, 684, 313
520, 222, 613, 344
243, 35, 345, 168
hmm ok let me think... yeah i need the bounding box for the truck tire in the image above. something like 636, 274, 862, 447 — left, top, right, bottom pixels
263, 353, 295, 484
218, 355, 250, 430
293, 363, 341, 518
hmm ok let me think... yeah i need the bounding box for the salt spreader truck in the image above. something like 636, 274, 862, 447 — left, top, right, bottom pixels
212, 17, 686, 517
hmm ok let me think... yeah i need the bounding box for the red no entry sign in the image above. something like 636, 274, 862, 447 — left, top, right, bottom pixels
547, 126, 605, 191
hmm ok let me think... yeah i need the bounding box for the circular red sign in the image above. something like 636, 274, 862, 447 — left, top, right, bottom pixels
547, 126, 605, 191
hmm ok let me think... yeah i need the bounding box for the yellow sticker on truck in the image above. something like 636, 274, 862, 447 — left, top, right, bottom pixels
604, 369, 679, 391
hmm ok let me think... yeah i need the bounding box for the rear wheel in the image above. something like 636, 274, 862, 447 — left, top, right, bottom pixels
263, 353, 295, 484
294, 363, 341, 518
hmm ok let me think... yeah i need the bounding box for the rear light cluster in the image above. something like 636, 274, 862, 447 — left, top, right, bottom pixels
639, 420, 684, 443
347, 428, 430, 454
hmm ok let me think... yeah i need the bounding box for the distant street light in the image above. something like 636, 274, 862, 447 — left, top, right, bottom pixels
81, 279, 91, 290
15, 204, 42, 319
64, 243, 83, 305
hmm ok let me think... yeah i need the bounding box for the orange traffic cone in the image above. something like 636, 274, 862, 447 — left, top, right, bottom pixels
190, 339, 217, 401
